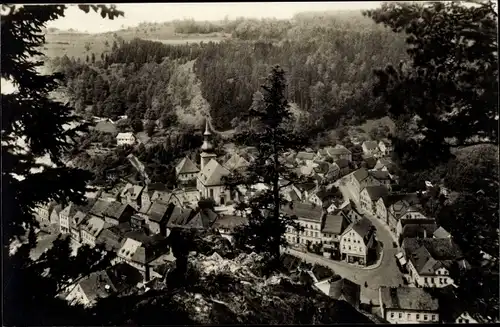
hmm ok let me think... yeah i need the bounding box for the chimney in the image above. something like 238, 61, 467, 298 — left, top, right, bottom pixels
423, 228, 427, 239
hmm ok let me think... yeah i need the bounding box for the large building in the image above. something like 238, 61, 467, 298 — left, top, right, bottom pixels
196, 119, 232, 206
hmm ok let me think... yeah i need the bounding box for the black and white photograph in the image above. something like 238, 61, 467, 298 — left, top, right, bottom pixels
2, 1, 498, 325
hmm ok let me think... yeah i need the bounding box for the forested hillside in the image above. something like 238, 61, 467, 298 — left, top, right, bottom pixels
49, 11, 407, 132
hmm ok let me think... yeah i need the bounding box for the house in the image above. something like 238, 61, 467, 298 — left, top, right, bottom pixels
387, 194, 426, 232
140, 183, 167, 213
81, 216, 109, 247
145, 201, 173, 236
437, 287, 480, 324
299, 163, 315, 177
292, 182, 317, 202
65, 263, 143, 308
116, 132, 136, 146
175, 156, 200, 182
373, 158, 397, 175
335, 158, 351, 177
313, 160, 330, 176
359, 185, 389, 213
402, 238, 466, 288
60, 203, 78, 234
326, 145, 352, 162
96, 227, 124, 252
433, 226, 452, 239
224, 153, 250, 172
324, 162, 340, 181
212, 215, 248, 244
103, 202, 135, 226
197, 158, 232, 206
70, 211, 89, 244
362, 140, 380, 157
321, 213, 349, 258
174, 187, 201, 207
396, 218, 436, 241
334, 200, 363, 224
398, 221, 438, 245
283, 202, 325, 246
368, 170, 393, 190
282, 187, 301, 203
166, 206, 196, 233
50, 204, 63, 231
379, 286, 440, 324
339, 217, 376, 266
35, 201, 56, 222
89, 199, 112, 218
362, 154, 377, 170
308, 188, 336, 207
119, 183, 144, 211
316, 275, 361, 309
345, 168, 381, 202
295, 151, 316, 165
184, 207, 219, 230
115, 234, 169, 281
378, 139, 393, 156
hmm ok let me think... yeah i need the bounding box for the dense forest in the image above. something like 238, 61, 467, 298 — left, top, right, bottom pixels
49, 12, 407, 132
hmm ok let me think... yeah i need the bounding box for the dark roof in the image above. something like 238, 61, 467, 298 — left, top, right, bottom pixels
322, 214, 348, 235
146, 201, 172, 223
71, 211, 88, 228
295, 182, 317, 192
311, 264, 335, 281
352, 168, 370, 183
327, 147, 351, 155
176, 156, 200, 174
167, 207, 195, 228
96, 228, 123, 252
90, 199, 111, 217
78, 270, 117, 302
363, 156, 377, 169
282, 202, 324, 223
362, 185, 389, 201
379, 287, 439, 311
433, 226, 452, 239
145, 183, 168, 197
335, 158, 349, 168
280, 253, 301, 272
351, 217, 374, 239
213, 215, 248, 231
403, 238, 464, 275
369, 170, 391, 181
104, 202, 131, 220
185, 208, 219, 229
105, 262, 143, 293
328, 275, 361, 308
287, 189, 301, 202
401, 223, 438, 240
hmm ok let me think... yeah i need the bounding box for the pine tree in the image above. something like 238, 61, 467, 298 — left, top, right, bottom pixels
1, 4, 123, 325
86, 54, 89, 63
223, 65, 312, 268
91, 52, 96, 64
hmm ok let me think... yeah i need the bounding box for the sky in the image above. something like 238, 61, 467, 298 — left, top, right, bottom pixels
46, 2, 383, 33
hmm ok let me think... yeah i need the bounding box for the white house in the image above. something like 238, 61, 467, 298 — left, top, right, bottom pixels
345, 168, 382, 203
81, 216, 108, 248
359, 185, 389, 214
283, 202, 325, 246
339, 217, 376, 266
175, 156, 200, 182
379, 286, 440, 324
378, 139, 393, 156
361, 140, 380, 157
116, 132, 136, 146
59, 203, 77, 234
402, 238, 467, 288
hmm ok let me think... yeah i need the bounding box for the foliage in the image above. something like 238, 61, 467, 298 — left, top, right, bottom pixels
1, 4, 123, 325
223, 65, 313, 267
364, 1, 499, 322
364, 0, 498, 170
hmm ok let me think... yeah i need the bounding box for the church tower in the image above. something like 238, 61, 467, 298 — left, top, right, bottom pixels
200, 118, 216, 171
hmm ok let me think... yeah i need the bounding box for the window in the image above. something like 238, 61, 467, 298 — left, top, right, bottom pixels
424, 277, 428, 283
407, 314, 411, 320
315, 232, 318, 238
424, 315, 428, 321
439, 278, 443, 284
348, 246, 351, 250
209, 189, 214, 198
416, 314, 420, 320
390, 313, 394, 318
399, 313, 402, 319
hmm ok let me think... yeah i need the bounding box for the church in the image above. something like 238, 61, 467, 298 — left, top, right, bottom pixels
194, 119, 233, 206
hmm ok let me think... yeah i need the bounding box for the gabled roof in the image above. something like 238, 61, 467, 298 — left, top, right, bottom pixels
90, 199, 111, 217
328, 275, 361, 308
61, 203, 78, 218
116, 132, 135, 139
82, 216, 108, 237
146, 201, 172, 223
281, 202, 324, 223
166, 206, 195, 228
198, 159, 230, 186
117, 238, 142, 261
433, 226, 452, 239
71, 211, 88, 228
369, 170, 391, 181
96, 228, 123, 252
185, 208, 219, 229
403, 238, 464, 275
362, 185, 389, 201
224, 153, 250, 171
105, 262, 143, 293
352, 168, 370, 183
362, 140, 379, 150
120, 183, 144, 201
104, 202, 130, 220
379, 287, 439, 311
286, 189, 301, 202
335, 158, 350, 169
176, 156, 200, 175
321, 214, 348, 235
295, 182, 316, 192
401, 223, 438, 240
351, 217, 374, 240
78, 270, 117, 303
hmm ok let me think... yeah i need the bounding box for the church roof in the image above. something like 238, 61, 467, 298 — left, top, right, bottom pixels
198, 159, 230, 187
176, 157, 200, 175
